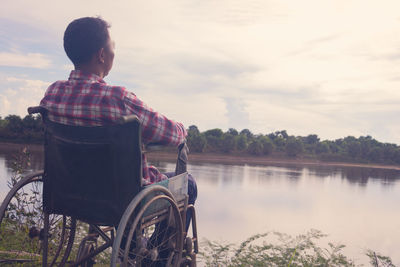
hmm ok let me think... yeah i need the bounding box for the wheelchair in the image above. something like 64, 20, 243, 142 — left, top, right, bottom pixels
0, 106, 198, 266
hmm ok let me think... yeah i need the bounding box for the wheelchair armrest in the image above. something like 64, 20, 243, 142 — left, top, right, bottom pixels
147, 172, 189, 203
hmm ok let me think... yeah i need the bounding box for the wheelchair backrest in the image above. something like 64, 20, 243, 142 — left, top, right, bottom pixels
30, 106, 143, 226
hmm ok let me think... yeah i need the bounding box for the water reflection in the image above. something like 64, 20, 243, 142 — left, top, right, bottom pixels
174, 162, 400, 188
0, 144, 44, 175
305, 165, 400, 186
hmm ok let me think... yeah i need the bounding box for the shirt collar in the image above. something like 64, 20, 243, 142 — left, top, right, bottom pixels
68, 70, 106, 84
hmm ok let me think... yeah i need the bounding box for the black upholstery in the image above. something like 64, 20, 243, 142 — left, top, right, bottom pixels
41, 112, 142, 226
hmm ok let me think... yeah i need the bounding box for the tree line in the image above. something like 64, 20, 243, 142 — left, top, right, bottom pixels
0, 114, 399, 165
0, 114, 43, 143
186, 125, 400, 165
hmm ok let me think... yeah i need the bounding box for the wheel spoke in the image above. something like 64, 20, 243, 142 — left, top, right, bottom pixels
113, 190, 183, 267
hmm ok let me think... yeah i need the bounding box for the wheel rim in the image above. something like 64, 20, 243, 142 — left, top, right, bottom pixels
0, 172, 76, 266
119, 194, 183, 267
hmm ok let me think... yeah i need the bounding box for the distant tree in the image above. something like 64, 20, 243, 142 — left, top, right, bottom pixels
346, 140, 361, 158
328, 140, 341, 154
240, 129, 253, 139
273, 136, 286, 152
334, 138, 344, 149
394, 149, 400, 164
5, 115, 23, 134
367, 147, 383, 162
286, 137, 304, 157
257, 135, 274, 155
228, 128, 238, 136
316, 141, 330, 154
247, 140, 263, 156
221, 133, 237, 153
204, 128, 223, 138
204, 128, 223, 152
22, 114, 42, 131
187, 125, 207, 152
236, 135, 248, 152
188, 125, 200, 136
275, 130, 288, 139
268, 132, 276, 140
382, 144, 398, 163
0, 116, 5, 128
305, 134, 319, 145
187, 133, 207, 153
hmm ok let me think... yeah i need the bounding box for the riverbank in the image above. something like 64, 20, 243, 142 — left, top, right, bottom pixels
1, 142, 399, 171
147, 151, 400, 171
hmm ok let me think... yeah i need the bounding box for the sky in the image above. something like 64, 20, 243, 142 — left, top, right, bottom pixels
0, 0, 399, 144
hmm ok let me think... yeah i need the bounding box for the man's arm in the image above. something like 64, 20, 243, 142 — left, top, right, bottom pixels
123, 91, 187, 146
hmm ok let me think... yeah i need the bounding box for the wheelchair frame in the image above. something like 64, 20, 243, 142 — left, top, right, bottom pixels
0, 106, 198, 266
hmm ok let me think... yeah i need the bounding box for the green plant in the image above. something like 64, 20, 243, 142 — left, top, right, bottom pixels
366, 250, 396, 267
200, 230, 396, 267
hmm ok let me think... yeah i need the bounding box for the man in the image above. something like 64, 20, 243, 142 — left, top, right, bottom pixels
40, 17, 197, 229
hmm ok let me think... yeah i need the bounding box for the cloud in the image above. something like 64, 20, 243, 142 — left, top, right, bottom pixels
63, 64, 73, 70
224, 97, 250, 131
0, 52, 51, 69
0, 76, 49, 117
0, 95, 11, 117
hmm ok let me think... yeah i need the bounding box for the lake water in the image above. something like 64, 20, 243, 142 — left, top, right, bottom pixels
1, 145, 400, 265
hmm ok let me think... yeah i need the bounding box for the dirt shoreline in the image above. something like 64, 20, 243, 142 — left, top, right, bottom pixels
1, 142, 399, 171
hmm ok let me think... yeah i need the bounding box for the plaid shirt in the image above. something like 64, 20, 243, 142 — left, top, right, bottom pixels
40, 70, 187, 184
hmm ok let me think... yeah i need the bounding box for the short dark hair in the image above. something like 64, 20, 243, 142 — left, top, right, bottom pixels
63, 17, 110, 65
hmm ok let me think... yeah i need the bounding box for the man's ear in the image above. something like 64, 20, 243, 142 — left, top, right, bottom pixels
96, 48, 105, 64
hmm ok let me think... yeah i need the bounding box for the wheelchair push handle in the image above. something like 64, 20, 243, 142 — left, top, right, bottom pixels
28, 106, 47, 116
175, 142, 189, 175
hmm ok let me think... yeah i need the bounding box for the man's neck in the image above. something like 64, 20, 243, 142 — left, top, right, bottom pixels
75, 64, 104, 78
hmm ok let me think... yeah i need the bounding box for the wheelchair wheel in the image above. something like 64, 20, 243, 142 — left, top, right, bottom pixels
111, 185, 183, 267
0, 171, 76, 266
